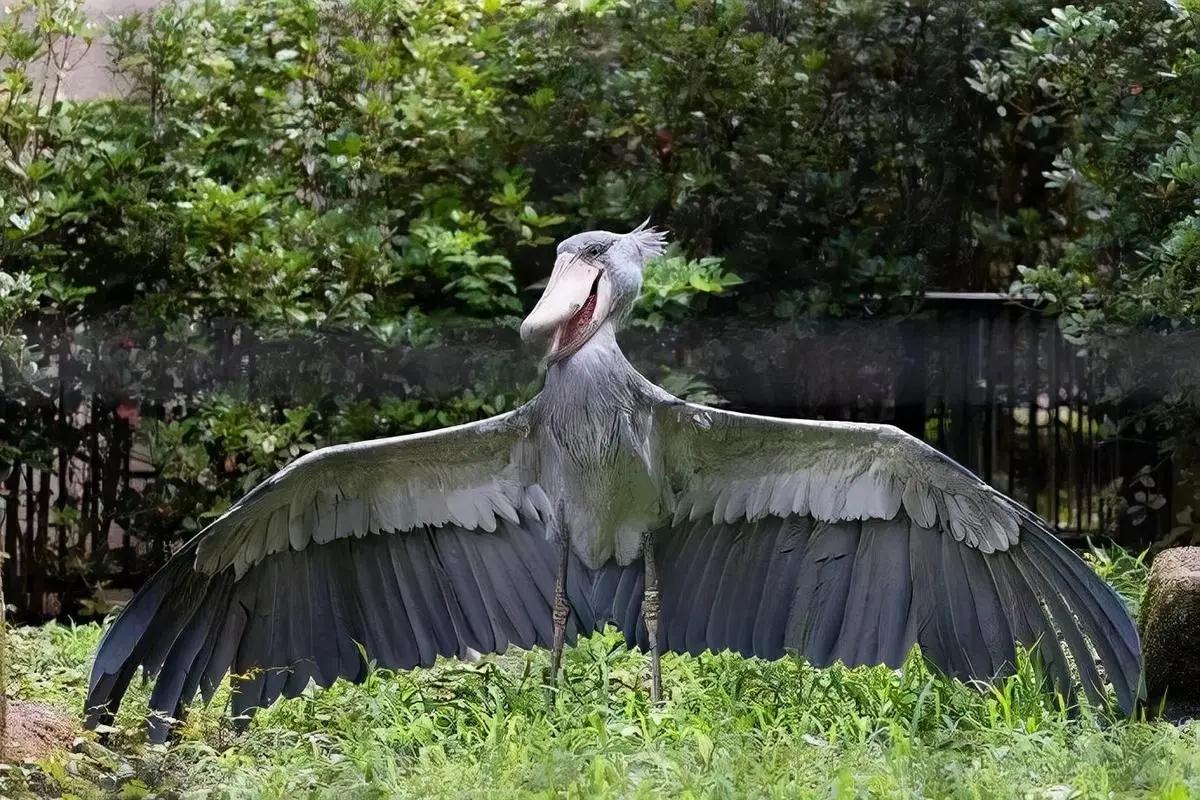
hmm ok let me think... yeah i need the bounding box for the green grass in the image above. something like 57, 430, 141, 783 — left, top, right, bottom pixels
3, 547, 1199, 799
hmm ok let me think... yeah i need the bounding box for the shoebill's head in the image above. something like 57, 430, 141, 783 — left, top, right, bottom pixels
520, 221, 668, 363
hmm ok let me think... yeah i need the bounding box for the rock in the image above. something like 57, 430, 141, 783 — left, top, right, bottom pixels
1141, 546, 1200, 720
72, 738, 122, 770
1, 700, 77, 762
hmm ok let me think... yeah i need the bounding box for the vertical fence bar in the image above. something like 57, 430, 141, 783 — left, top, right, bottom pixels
1085, 347, 1096, 533
1080, 343, 1089, 532
1005, 304, 1017, 498
1027, 312, 1041, 514
983, 312, 995, 484
1054, 331, 1063, 529
958, 310, 972, 464
936, 326, 949, 451
23, 464, 34, 613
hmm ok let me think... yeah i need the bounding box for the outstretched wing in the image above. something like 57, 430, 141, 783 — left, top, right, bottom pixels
86, 409, 601, 741
596, 402, 1142, 711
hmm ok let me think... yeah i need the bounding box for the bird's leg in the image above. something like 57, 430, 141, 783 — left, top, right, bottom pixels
548, 521, 571, 698
642, 532, 663, 703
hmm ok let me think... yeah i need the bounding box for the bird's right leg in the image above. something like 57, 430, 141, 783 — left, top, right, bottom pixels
547, 519, 571, 697
642, 532, 662, 703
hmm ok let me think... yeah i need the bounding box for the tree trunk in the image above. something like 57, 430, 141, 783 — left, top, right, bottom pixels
0, 457, 12, 759
3, 462, 19, 612
1142, 547, 1200, 719
0, 512, 7, 762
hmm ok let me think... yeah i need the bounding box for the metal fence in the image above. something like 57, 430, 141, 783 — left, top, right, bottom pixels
640, 293, 1167, 544
0, 293, 1171, 620
913, 295, 1112, 537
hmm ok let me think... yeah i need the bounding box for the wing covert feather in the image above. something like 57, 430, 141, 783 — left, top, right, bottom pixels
658, 403, 1020, 553
195, 410, 536, 577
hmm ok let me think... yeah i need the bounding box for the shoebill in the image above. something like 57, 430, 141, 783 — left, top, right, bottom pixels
85, 223, 1142, 741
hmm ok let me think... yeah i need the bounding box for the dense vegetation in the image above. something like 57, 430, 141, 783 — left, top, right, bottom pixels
7, 549, 1200, 799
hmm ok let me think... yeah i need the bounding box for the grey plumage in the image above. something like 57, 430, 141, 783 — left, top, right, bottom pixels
87, 224, 1143, 740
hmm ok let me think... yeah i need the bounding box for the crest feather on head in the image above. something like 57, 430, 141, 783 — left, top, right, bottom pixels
626, 218, 668, 259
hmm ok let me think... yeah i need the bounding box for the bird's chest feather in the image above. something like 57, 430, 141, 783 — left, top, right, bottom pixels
532, 392, 666, 568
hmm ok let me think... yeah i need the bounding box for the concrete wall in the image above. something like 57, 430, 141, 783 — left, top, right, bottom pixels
63, 0, 159, 99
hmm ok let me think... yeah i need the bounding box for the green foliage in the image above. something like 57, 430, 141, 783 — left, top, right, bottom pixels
633, 249, 742, 331
652, 368, 727, 407
1, 0, 1063, 342
980, 2, 1200, 327
2, 0, 1192, 336
970, 1, 1200, 541
6, 553, 1199, 799
122, 0, 560, 328
0, 0, 96, 243
1084, 544, 1149, 616
0, 270, 41, 385
505, 0, 1028, 308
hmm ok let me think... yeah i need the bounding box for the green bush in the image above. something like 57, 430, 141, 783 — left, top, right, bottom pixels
2, 0, 1057, 339
975, 1, 1200, 542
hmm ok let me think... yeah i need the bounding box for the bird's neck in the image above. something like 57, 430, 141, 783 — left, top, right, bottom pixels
542, 322, 639, 399
533, 321, 664, 569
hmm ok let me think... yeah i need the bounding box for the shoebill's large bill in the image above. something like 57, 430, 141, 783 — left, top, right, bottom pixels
86, 223, 1142, 741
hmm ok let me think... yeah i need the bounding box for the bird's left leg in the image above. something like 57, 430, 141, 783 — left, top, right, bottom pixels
547, 516, 571, 698
642, 531, 663, 703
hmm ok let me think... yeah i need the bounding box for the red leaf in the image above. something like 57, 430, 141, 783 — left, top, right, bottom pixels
656, 128, 674, 157
116, 398, 140, 424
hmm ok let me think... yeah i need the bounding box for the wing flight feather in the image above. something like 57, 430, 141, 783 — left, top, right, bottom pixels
85, 407, 609, 741
590, 401, 1144, 712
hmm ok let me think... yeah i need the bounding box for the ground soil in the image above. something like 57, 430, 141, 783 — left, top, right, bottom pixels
1, 700, 76, 762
